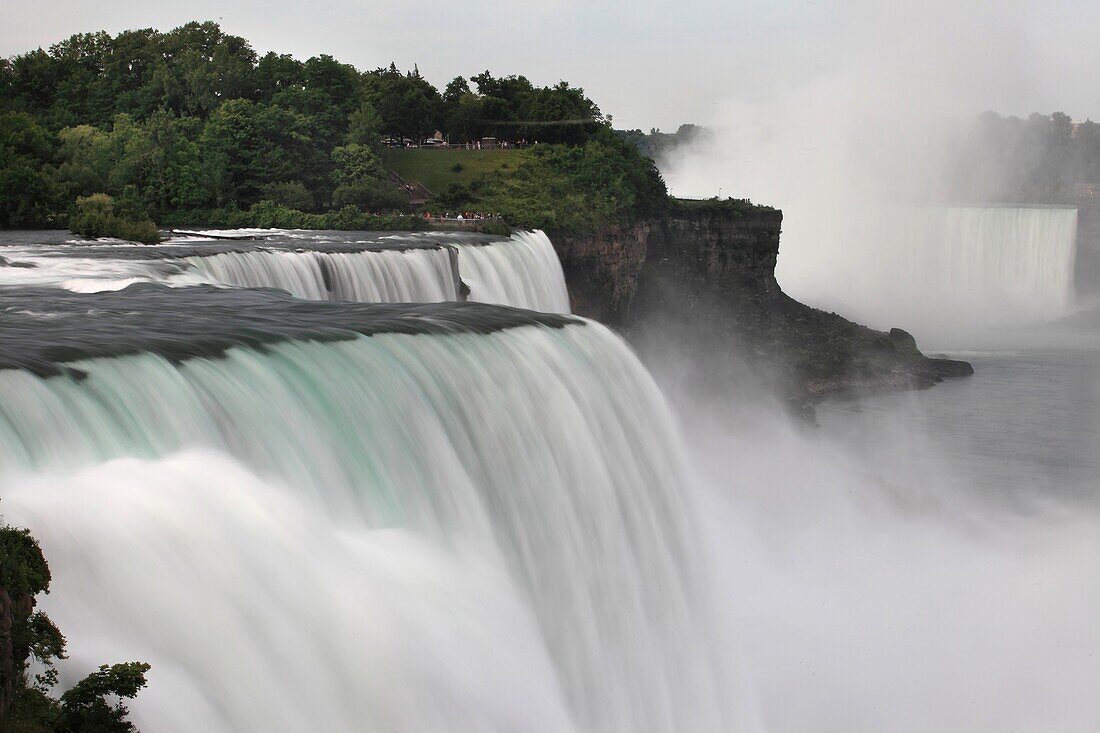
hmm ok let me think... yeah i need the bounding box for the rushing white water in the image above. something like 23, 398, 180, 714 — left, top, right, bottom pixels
0, 322, 746, 732
0, 250, 205, 292
186, 247, 459, 302
939, 206, 1078, 314
770, 205, 1080, 344
454, 230, 571, 313
0, 229, 571, 312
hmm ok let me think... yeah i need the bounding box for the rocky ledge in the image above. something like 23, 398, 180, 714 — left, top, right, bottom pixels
551, 199, 972, 405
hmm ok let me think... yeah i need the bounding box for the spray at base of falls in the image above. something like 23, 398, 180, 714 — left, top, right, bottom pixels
0, 320, 748, 732
678, 373, 1100, 733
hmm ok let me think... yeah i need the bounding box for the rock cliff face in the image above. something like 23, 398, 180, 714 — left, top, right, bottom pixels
1074, 200, 1100, 296
552, 202, 972, 404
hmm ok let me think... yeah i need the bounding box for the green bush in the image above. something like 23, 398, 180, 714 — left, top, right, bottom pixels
194, 200, 429, 231
69, 193, 160, 243
479, 221, 512, 236
434, 182, 477, 210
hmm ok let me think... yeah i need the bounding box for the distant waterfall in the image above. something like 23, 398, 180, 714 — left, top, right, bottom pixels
778, 205, 1079, 340
0, 317, 742, 732
938, 206, 1078, 316
186, 247, 460, 302
455, 230, 572, 313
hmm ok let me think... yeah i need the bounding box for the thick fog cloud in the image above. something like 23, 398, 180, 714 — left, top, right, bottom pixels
661, 1, 1100, 343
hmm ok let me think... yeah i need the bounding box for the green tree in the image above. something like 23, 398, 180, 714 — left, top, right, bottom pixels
1, 526, 150, 732
442, 76, 470, 108
347, 101, 383, 146
55, 663, 151, 733
518, 82, 603, 144
447, 94, 484, 142
362, 64, 443, 142
254, 52, 304, 102
200, 99, 323, 206
259, 180, 314, 210
0, 112, 62, 227
331, 143, 386, 187
57, 124, 112, 195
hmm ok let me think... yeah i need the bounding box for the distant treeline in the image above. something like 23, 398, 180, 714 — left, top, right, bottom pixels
0, 21, 665, 233
949, 111, 1100, 203
616, 124, 708, 165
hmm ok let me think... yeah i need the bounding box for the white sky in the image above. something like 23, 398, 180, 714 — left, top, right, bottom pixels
3, 0, 1100, 130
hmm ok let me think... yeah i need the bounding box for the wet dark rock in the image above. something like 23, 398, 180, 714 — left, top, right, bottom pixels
0, 284, 579, 377
0, 256, 36, 269
552, 204, 973, 405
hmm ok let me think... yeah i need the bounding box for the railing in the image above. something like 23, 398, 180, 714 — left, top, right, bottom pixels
420, 215, 506, 231
385, 141, 530, 151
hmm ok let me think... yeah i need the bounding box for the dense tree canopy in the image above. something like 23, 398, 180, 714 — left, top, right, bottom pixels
0, 21, 657, 232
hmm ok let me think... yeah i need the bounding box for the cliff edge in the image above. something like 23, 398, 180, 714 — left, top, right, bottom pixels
552, 199, 972, 404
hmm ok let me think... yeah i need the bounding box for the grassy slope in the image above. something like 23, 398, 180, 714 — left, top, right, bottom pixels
381, 149, 530, 195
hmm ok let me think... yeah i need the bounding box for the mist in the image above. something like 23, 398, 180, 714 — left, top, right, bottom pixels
662, 1, 1100, 346
664, 378, 1100, 732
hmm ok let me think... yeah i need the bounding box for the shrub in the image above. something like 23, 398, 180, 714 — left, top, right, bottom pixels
332, 180, 409, 212
223, 200, 429, 231
434, 182, 476, 209
69, 193, 160, 243
480, 221, 512, 236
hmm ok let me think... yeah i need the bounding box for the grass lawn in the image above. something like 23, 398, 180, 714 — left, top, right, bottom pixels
381, 148, 530, 196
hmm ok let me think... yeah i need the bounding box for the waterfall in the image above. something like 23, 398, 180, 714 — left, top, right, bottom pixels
938, 206, 1078, 316
0, 229, 571, 312
453, 230, 572, 313
777, 205, 1080, 341
0, 296, 742, 731
185, 247, 459, 302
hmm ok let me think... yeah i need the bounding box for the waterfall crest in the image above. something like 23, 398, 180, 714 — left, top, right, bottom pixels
186, 247, 459, 302
0, 229, 571, 312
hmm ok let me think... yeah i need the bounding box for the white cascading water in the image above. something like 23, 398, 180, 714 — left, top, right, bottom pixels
454, 230, 571, 313
0, 323, 746, 732
882, 206, 1079, 321
0, 229, 571, 311
777, 205, 1079, 342
938, 206, 1078, 315
185, 248, 459, 302
0, 250, 206, 292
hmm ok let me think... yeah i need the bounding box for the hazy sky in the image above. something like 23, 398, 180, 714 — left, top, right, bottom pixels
3, 0, 1099, 130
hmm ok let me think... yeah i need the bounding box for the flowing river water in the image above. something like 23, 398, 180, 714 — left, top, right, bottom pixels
1, 223, 1097, 731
